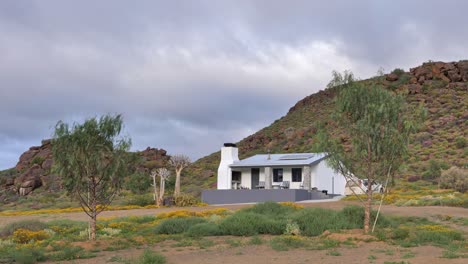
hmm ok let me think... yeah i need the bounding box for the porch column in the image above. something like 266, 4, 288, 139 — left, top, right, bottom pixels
303, 166, 311, 191
264, 166, 272, 189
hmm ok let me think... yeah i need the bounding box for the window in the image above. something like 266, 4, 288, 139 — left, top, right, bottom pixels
273, 168, 283, 182
232, 171, 241, 182
292, 168, 302, 182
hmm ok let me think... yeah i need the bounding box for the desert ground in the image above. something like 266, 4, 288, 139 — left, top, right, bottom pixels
1, 201, 467, 264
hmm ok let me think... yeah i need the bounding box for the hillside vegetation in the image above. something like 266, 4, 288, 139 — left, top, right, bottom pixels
184, 61, 467, 195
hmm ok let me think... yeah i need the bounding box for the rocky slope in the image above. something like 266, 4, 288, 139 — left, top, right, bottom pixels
184, 60, 468, 195
0, 140, 169, 200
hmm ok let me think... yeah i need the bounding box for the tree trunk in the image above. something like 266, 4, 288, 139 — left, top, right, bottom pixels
153, 174, 159, 206
90, 209, 97, 240
174, 169, 181, 196
364, 189, 372, 234
159, 177, 165, 205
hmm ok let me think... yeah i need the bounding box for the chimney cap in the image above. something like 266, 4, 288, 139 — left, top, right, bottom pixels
223, 143, 237, 147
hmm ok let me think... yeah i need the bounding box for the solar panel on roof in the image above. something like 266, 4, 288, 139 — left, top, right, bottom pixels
279, 154, 314, 160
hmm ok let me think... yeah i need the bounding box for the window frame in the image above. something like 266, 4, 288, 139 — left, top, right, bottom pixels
273, 168, 283, 182
291, 168, 302, 182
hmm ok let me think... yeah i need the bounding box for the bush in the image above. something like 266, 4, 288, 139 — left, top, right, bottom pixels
391, 68, 405, 77
46, 219, 87, 237
186, 223, 222, 237
411, 226, 463, 245
291, 208, 342, 236
422, 160, 443, 180
49, 246, 95, 261
455, 137, 466, 148
174, 194, 200, 207
30, 156, 45, 166
137, 249, 166, 264
219, 212, 284, 236
242, 201, 297, 219
125, 194, 155, 206
0, 219, 47, 238
125, 172, 152, 194
11, 247, 46, 264
12, 228, 49, 243
153, 217, 206, 234
270, 236, 306, 251
440, 167, 468, 193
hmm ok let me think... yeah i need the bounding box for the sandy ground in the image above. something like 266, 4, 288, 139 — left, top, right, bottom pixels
2, 201, 467, 264
43, 236, 466, 264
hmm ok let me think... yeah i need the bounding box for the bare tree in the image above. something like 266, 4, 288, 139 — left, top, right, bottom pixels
169, 155, 191, 196
157, 168, 171, 205
150, 170, 159, 205
151, 168, 171, 206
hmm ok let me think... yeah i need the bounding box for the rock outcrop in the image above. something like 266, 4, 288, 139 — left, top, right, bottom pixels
409, 60, 468, 83
1, 140, 170, 197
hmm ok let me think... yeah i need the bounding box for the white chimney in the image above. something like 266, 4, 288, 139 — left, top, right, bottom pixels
217, 143, 239, 189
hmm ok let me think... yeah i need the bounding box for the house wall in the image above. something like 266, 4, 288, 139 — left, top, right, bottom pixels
313, 160, 347, 195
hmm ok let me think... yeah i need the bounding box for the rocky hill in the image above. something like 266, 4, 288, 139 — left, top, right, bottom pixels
0, 140, 169, 202
183, 60, 468, 196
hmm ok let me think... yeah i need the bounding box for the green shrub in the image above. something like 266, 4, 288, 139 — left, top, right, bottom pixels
391, 68, 405, 77
154, 217, 206, 234
49, 246, 95, 261
242, 201, 297, 219
125, 172, 152, 194
391, 228, 409, 240
338, 205, 392, 228
174, 194, 199, 207
137, 249, 166, 264
186, 223, 221, 237
411, 229, 463, 245
125, 194, 155, 206
30, 156, 45, 166
440, 166, 467, 193
9, 247, 46, 264
422, 159, 443, 180
290, 208, 342, 236
219, 212, 284, 236
46, 219, 87, 237
270, 236, 305, 251
0, 219, 47, 238
455, 137, 467, 149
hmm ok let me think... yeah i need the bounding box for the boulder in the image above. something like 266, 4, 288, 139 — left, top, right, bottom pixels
457, 61, 468, 81
408, 84, 422, 94
14, 164, 43, 195
447, 70, 461, 82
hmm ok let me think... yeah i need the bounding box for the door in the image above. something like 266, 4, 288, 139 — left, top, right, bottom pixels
251, 168, 260, 189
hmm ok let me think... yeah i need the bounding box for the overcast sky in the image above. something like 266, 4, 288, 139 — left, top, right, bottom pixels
1, 0, 467, 170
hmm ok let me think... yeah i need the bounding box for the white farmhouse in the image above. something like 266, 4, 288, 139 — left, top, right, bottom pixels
202, 143, 347, 204
217, 143, 346, 195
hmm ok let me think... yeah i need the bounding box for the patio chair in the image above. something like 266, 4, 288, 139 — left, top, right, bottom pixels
256, 181, 265, 189
280, 181, 290, 189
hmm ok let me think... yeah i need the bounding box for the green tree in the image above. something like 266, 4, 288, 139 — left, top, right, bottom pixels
52, 114, 133, 240
318, 71, 423, 233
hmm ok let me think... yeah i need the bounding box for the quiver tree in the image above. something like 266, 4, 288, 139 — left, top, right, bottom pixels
52, 114, 133, 240
169, 154, 191, 196
317, 71, 424, 233
151, 168, 171, 206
